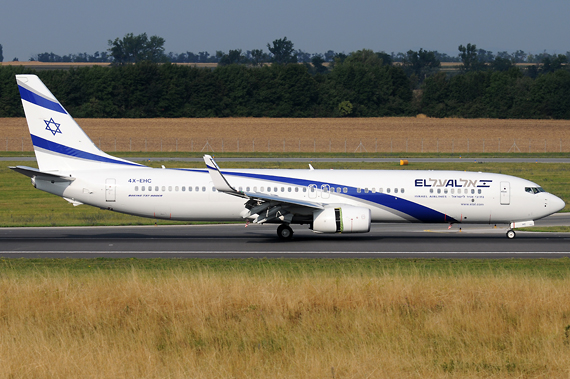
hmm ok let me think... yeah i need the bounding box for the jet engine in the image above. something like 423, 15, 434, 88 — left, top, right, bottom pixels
312, 206, 371, 233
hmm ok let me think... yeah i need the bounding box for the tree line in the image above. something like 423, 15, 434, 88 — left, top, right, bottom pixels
3, 33, 568, 69
2, 47, 570, 119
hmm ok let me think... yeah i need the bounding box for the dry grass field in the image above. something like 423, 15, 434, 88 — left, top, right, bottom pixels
1, 266, 570, 378
3, 117, 570, 153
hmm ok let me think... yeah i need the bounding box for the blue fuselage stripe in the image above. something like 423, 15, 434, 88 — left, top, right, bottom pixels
214, 170, 456, 223
18, 86, 67, 114
31, 135, 142, 166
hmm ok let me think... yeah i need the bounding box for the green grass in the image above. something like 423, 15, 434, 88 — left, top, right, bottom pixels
1, 160, 569, 227
2, 257, 570, 278
2, 151, 570, 159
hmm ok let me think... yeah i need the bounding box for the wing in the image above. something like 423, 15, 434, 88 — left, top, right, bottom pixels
203, 155, 323, 224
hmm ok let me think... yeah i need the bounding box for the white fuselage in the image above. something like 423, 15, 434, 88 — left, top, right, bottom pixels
34, 166, 564, 225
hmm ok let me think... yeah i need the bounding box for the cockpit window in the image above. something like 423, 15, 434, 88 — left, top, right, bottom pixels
525, 187, 545, 194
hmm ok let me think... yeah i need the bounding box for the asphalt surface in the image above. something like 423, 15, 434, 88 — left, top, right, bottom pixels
1, 213, 569, 259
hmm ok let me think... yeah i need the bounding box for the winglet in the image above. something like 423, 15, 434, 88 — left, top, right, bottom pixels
203, 155, 238, 193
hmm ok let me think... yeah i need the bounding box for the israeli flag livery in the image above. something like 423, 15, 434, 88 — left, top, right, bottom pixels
16, 75, 141, 172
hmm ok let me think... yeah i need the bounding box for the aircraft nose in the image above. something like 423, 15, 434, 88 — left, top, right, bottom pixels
551, 194, 566, 213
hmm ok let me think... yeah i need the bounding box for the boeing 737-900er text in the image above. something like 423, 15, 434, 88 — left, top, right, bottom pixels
9, 75, 566, 239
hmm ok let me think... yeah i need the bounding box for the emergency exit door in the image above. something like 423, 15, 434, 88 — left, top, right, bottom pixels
105, 178, 116, 202
500, 181, 510, 205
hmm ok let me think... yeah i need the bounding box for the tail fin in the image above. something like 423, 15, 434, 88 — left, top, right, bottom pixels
16, 75, 141, 172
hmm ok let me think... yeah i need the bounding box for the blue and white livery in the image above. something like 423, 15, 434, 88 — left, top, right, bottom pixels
10, 75, 565, 239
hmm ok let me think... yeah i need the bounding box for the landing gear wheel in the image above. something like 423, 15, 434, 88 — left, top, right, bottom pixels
506, 229, 516, 239
277, 224, 294, 240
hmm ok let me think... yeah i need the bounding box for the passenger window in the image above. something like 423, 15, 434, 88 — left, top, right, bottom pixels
437, 189, 441, 194
253, 187, 257, 192
148, 186, 152, 192
303, 187, 307, 192
288, 187, 291, 192
188, 186, 192, 192
168, 186, 172, 192
401, 188, 405, 193
295, 187, 299, 192
387, 188, 391, 194
162, 186, 166, 191
471, 189, 475, 194
195, 186, 199, 192
141, 186, 145, 191
357, 188, 361, 193
364, 188, 369, 193
343, 187, 347, 193
212, 187, 216, 192
135, 186, 139, 191
281, 187, 284, 192
202, 186, 206, 192
464, 189, 468, 194
239, 187, 242, 191
182, 186, 185, 192
310, 187, 315, 192
260, 186, 264, 192
175, 186, 178, 192
379, 188, 383, 193
430, 188, 433, 193
372, 188, 376, 193
274, 187, 278, 192
155, 186, 159, 191
443, 189, 447, 194
395, 188, 398, 193
246, 187, 250, 192
267, 187, 271, 192
451, 189, 454, 194
478, 189, 481, 194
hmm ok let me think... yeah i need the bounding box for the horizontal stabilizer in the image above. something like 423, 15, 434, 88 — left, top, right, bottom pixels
9, 166, 75, 182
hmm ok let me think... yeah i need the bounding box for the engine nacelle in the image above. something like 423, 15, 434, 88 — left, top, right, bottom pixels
312, 206, 371, 233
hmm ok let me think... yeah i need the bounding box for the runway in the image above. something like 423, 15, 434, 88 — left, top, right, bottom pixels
1, 214, 569, 259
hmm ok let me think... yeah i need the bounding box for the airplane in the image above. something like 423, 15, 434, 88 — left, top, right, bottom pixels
9, 74, 566, 239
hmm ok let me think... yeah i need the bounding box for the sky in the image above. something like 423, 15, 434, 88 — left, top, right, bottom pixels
1, 0, 569, 61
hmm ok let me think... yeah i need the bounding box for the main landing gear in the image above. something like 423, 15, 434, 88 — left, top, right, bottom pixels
506, 229, 516, 239
277, 224, 294, 240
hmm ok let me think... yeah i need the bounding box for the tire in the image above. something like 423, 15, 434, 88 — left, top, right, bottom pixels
277, 224, 293, 240
506, 229, 516, 239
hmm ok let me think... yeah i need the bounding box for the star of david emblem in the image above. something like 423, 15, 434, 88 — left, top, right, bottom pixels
44, 118, 62, 136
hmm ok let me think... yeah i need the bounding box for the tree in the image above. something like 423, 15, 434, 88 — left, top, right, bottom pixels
108, 33, 167, 65
512, 50, 527, 63
0, 44, 3, 62
267, 37, 297, 64
311, 55, 328, 74
458, 43, 485, 72
402, 49, 440, 82
218, 49, 245, 66
344, 49, 385, 67
250, 49, 269, 66
490, 56, 513, 72
541, 54, 568, 74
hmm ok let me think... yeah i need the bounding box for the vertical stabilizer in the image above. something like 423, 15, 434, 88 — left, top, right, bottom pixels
16, 75, 141, 172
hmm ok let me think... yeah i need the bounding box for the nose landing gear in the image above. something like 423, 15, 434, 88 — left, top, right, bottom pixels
277, 224, 294, 240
